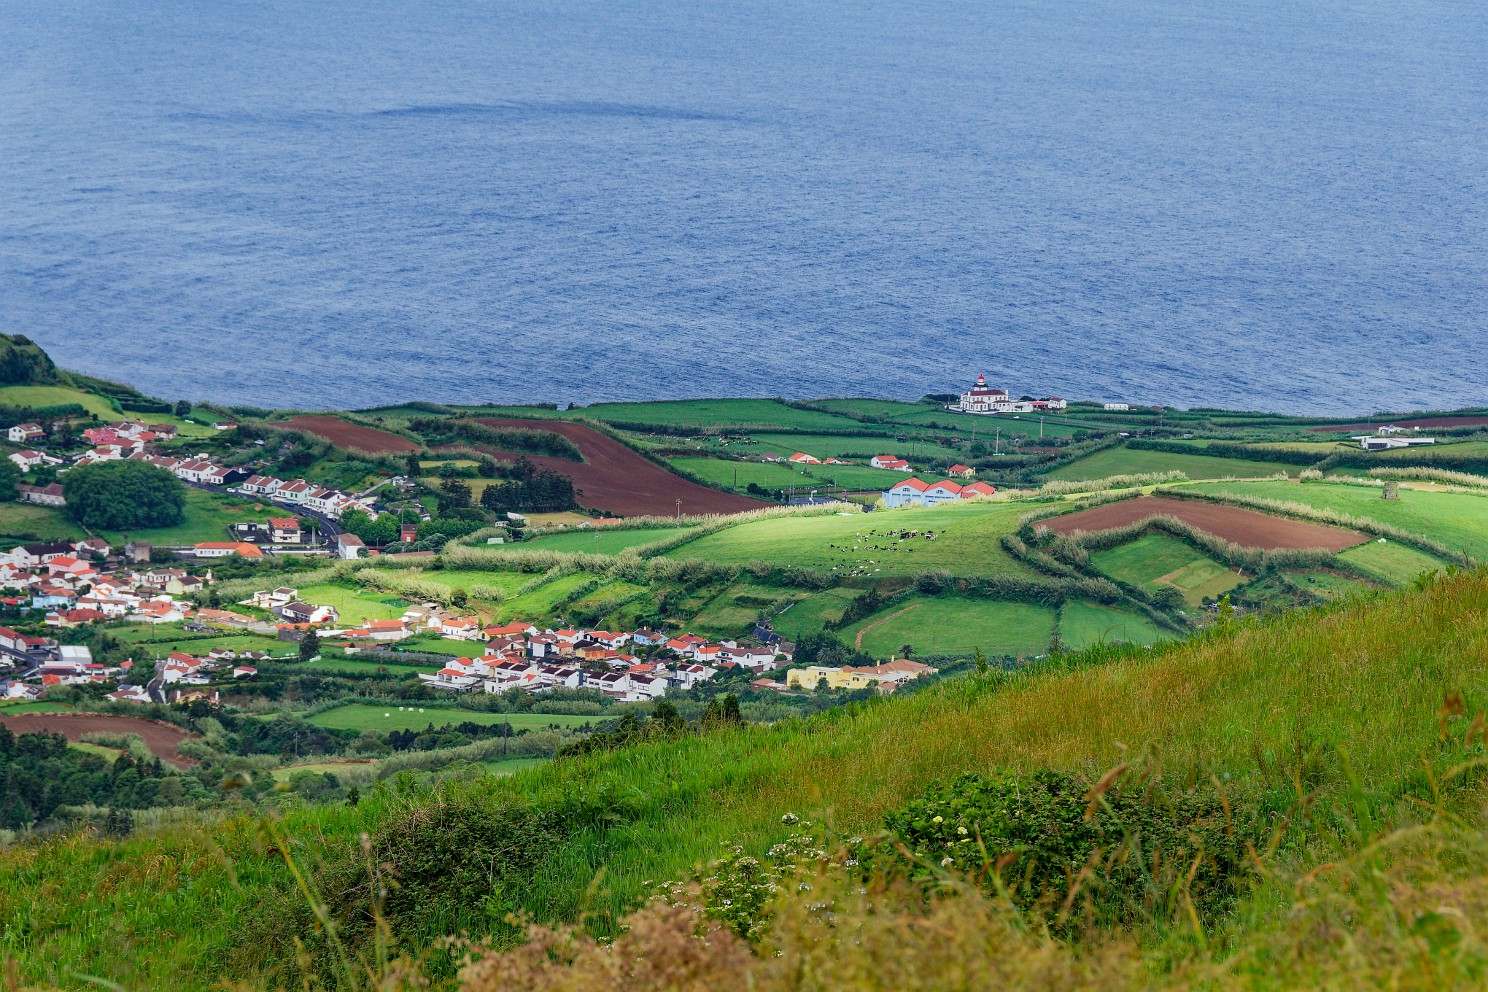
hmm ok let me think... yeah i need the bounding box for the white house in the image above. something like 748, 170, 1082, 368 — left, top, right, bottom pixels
9, 450, 61, 471
870, 455, 912, 471
336, 533, 365, 559
7, 424, 44, 444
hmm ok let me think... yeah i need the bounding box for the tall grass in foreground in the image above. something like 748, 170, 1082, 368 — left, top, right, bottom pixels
5, 571, 1488, 989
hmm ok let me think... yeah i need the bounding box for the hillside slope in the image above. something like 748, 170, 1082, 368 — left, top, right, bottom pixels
5, 572, 1488, 989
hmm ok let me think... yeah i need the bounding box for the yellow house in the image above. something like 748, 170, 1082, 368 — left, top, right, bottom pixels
785, 659, 935, 693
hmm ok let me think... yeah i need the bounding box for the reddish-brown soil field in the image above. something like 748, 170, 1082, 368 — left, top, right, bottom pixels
1041, 496, 1366, 552
0, 713, 194, 768
280, 415, 420, 453
1309, 416, 1488, 433
468, 418, 768, 517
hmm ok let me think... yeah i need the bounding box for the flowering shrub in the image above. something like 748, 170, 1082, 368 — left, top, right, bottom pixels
656, 814, 835, 942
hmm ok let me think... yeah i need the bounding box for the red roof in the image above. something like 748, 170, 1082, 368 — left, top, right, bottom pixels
892, 478, 931, 492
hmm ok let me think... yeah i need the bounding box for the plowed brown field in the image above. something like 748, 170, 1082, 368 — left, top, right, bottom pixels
280, 415, 419, 453
0, 713, 194, 768
469, 418, 768, 517
1042, 496, 1366, 551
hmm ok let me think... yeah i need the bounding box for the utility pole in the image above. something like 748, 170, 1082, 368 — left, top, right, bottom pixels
994, 427, 1001, 456
675, 499, 682, 519
1039, 416, 1044, 440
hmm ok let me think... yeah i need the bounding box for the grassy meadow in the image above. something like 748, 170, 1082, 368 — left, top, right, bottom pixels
495, 526, 697, 555
848, 595, 1056, 658
0, 501, 87, 543
664, 501, 1033, 577
1091, 532, 1246, 604
0, 384, 120, 418
1046, 445, 1303, 482
580, 399, 865, 431
97, 488, 283, 546
1058, 600, 1174, 648
304, 704, 604, 733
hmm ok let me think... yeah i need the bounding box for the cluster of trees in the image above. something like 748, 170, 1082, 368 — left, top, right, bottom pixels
479, 456, 577, 513
62, 460, 186, 530
406, 418, 582, 459
0, 728, 199, 829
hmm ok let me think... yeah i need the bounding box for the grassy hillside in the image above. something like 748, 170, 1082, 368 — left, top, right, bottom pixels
6, 570, 1488, 989
664, 501, 1033, 577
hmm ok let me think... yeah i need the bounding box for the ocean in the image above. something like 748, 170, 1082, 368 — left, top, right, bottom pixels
1, 0, 1484, 415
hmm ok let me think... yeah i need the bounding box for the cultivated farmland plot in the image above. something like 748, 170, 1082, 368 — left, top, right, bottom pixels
1043, 496, 1365, 552
1184, 480, 1488, 560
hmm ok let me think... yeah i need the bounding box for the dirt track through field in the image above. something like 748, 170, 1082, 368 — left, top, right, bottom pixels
1309, 416, 1488, 433
280, 415, 420, 453
469, 418, 768, 517
854, 602, 922, 650
1042, 496, 1366, 551
0, 713, 194, 768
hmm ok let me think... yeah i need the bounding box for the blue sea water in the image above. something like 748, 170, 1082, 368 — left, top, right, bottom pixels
1, 0, 1484, 415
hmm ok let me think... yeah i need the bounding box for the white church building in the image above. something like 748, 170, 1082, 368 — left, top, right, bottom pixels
950, 373, 1067, 415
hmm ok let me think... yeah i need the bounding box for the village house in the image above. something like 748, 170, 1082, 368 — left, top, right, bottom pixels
279, 601, 338, 625
269, 518, 303, 543
870, 455, 912, 471
7, 423, 44, 444
247, 587, 300, 610
947, 464, 975, 478
17, 482, 66, 507
788, 452, 821, 465
336, 533, 366, 559
9, 449, 62, 472
194, 542, 264, 559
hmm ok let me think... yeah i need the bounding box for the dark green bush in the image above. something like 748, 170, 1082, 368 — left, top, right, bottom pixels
877, 768, 1251, 930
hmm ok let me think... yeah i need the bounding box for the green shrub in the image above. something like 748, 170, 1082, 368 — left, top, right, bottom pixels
876, 768, 1251, 930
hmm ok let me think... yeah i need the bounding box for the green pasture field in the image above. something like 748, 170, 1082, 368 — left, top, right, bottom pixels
568, 580, 648, 611
881, 407, 1112, 439
769, 587, 863, 640
1282, 571, 1374, 600
1091, 533, 1245, 605
498, 527, 697, 555
0, 384, 119, 418
664, 501, 1034, 577
0, 701, 74, 713
127, 634, 289, 659
800, 398, 939, 420
97, 488, 282, 546
1058, 601, 1174, 649
689, 582, 804, 635
1045, 445, 1304, 483
269, 760, 379, 783
744, 433, 922, 459
492, 572, 600, 620
68, 742, 124, 762
0, 501, 87, 543
670, 456, 920, 494
297, 655, 429, 676
1338, 540, 1447, 584
296, 584, 411, 625
1244, 441, 1349, 455
1183, 479, 1488, 559
848, 595, 1055, 658
396, 636, 488, 657
397, 569, 532, 597
579, 399, 865, 432
305, 704, 603, 733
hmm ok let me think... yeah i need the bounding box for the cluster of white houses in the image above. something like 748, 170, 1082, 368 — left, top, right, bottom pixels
950, 374, 1067, 415
236, 474, 376, 518
410, 625, 794, 702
